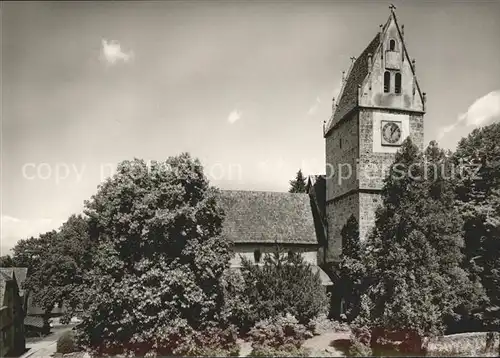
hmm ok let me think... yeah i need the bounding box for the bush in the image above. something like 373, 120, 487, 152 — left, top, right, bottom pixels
348, 339, 372, 357
193, 325, 240, 357
250, 345, 311, 357
85, 320, 239, 357
248, 314, 312, 353
220, 268, 253, 332
307, 314, 350, 335
350, 325, 371, 346
241, 247, 329, 327
57, 331, 77, 354
138, 322, 239, 357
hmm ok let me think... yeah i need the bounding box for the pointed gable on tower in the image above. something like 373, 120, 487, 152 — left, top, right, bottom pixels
322, 6, 426, 263
325, 8, 425, 136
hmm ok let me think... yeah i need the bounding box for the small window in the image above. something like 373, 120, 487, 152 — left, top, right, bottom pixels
254, 249, 261, 263
287, 250, 295, 259
339, 138, 342, 149
389, 39, 396, 51
395, 73, 402, 94
384, 71, 391, 93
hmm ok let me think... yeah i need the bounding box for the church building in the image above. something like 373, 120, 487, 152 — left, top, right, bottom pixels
318, 5, 425, 264
218, 7, 425, 293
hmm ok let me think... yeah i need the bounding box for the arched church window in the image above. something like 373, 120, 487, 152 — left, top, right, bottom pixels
384, 71, 391, 93
389, 39, 396, 51
395, 73, 402, 94
254, 249, 261, 263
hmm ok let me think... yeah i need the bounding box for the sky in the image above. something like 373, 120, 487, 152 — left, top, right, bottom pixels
2, 0, 500, 253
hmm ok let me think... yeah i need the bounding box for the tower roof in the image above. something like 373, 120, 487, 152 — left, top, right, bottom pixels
324, 7, 424, 136
0, 267, 27, 296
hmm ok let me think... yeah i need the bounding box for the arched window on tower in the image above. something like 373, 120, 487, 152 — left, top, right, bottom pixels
389, 39, 396, 51
395, 73, 402, 94
384, 71, 391, 93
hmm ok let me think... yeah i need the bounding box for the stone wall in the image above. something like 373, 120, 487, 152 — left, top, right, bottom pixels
357, 109, 424, 242
359, 109, 424, 190
359, 192, 383, 241
409, 113, 424, 151
359, 17, 424, 113
427, 332, 499, 356
325, 112, 359, 202
323, 14, 426, 264
325, 193, 359, 260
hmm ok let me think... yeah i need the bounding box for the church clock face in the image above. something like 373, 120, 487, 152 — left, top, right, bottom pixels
381, 121, 402, 146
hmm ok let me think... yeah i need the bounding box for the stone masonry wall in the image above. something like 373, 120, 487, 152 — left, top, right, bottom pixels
325, 112, 359, 202
325, 193, 359, 261
359, 192, 383, 241
410, 113, 424, 151
357, 109, 424, 243
359, 109, 424, 190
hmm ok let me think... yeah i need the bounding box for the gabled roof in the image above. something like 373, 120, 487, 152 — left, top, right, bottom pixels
306, 175, 327, 246
324, 8, 423, 136
218, 190, 317, 245
0, 267, 28, 297
324, 33, 380, 135
306, 175, 326, 218
0, 271, 12, 306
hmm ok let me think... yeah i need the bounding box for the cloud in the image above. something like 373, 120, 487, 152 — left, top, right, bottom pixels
307, 97, 321, 116
436, 122, 460, 140
437, 90, 500, 140
1, 215, 64, 253
459, 90, 500, 126
2, 215, 21, 223
227, 109, 242, 124
100, 39, 134, 65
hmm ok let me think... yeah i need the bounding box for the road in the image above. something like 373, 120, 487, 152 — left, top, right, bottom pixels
21, 324, 75, 358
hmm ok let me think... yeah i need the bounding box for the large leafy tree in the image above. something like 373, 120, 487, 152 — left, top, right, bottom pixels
357, 139, 485, 352
12, 232, 55, 273
453, 122, 500, 331
11, 215, 92, 319
289, 169, 307, 193
0, 255, 15, 267
77, 154, 233, 355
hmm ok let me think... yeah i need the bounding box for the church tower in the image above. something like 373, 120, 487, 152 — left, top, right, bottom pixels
322, 7, 425, 262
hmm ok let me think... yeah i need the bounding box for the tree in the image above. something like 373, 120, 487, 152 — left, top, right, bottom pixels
289, 169, 307, 193
357, 139, 485, 353
0, 255, 14, 267
240, 245, 329, 328
337, 215, 366, 322
12, 231, 59, 315
12, 216, 92, 321
453, 122, 500, 332
77, 154, 233, 355
12, 233, 55, 272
